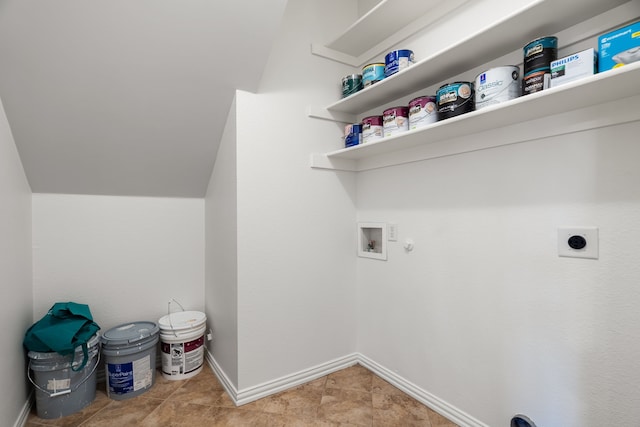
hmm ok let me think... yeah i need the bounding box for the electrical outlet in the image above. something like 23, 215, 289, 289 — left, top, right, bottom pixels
558, 227, 598, 259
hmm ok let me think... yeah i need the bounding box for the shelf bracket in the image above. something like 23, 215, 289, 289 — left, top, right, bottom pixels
310, 44, 359, 67
310, 153, 357, 171
307, 106, 357, 124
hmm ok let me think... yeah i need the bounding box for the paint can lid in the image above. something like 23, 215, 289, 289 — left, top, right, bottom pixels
158, 311, 206, 331
101, 321, 159, 347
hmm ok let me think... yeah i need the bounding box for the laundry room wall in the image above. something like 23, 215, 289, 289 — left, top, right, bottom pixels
0, 94, 33, 425
354, 2, 640, 426
32, 194, 205, 331
205, 94, 239, 389
229, 0, 359, 392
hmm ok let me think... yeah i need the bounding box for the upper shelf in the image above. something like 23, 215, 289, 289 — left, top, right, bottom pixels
322, 0, 629, 116
311, 0, 470, 67
310, 62, 640, 172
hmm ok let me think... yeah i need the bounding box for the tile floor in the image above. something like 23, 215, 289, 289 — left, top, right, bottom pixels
26, 364, 459, 426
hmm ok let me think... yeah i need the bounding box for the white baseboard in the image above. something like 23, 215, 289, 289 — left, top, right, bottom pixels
205, 350, 486, 426
357, 354, 489, 427
14, 391, 33, 427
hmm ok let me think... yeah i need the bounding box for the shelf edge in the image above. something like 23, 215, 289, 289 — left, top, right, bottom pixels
310, 153, 357, 172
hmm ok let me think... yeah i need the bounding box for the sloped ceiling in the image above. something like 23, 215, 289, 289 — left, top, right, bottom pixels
0, 0, 287, 197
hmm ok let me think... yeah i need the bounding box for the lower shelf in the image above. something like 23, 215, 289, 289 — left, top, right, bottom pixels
310, 62, 640, 172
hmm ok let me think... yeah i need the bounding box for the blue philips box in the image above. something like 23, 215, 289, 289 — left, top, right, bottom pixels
598, 21, 640, 72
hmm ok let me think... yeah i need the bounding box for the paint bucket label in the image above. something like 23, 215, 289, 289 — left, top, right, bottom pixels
362, 63, 385, 87
436, 82, 475, 120
107, 355, 153, 395
342, 74, 363, 98
383, 106, 409, 137
408, 96, 437, 129
475, 66, 521, 110
523, 36, 557, 96
344, 123, 362, 147
361, 116, 384, 143
384, 50, 415, 77
523, 71, 551, 95
161, 336, 205, 377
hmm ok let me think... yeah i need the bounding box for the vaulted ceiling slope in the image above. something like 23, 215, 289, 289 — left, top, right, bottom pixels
0, 0, 288, 197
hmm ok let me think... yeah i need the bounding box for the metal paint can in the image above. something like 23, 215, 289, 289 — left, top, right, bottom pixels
408, 96, 437, 130
342, 74, 363, 98
474, 66, 521, 110
344, 123, 362, 147
361, 116, 384, 143
384, 50, 415, 77
523, 36, 557, 95
362, 63, 385, 87
382, 106, 409, 137
436, 82, 474, 121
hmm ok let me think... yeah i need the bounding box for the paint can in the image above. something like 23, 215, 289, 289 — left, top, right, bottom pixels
344, 123, 363, 147
408, 96, 437, 130
158, 311, 207, 381
384, 50, 415, 77
523, 36, 557, 95
382, 106, 409, 137
474, 66, 521, 110
436, 82, 475, 121
28, 334, 100, 419
101, 321, 159, 400
342, 74, 363, 98
362, 63, 385, 87
361, 116, 384, 143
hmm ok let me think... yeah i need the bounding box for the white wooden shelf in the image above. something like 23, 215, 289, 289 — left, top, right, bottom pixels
310, 62, 640, 172
311, 0, 470, 67
320, 0, 628, 116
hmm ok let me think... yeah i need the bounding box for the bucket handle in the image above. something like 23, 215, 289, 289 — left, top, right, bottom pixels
167, 298, 185, 337
27, 351, 100, 397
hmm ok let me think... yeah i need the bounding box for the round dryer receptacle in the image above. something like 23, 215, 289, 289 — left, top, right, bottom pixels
511, 414, 537, 427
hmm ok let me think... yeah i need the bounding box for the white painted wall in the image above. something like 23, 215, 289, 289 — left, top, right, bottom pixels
0, 96, 32, 425
32, 194, 204, 331
205, 95, 239, 388
233, 0, 359, 390
354, 2, 640, 426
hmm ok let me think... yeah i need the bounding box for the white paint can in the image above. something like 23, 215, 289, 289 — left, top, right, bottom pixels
158, 311, 207, 381
474, 66, 521, 110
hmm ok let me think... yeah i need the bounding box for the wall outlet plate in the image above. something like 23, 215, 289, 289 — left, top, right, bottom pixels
558, 227, 598, 259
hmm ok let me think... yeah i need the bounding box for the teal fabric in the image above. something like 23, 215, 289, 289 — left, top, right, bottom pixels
24, 302, 100, 371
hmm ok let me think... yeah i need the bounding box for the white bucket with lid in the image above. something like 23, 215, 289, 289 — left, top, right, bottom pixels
158, 311, 206, 380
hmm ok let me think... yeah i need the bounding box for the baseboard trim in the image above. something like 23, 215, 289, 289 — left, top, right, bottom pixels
14, 391, 33, 427
357, 354, 489, 427
205, 350, 240, 404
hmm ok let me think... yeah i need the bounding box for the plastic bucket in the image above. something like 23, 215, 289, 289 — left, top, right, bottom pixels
28, 334, 100, 419
158, 311, 206, 380
101, 321, 159, 400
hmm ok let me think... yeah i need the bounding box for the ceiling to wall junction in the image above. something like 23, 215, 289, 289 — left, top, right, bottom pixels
0, 0, 288, 197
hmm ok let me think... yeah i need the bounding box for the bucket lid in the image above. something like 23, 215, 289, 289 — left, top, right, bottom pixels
158, 311, 206, 332
101, 321, 159, 347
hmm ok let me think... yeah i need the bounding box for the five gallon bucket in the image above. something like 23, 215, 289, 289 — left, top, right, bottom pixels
101, 321, 159, 400
28, 334, 100, 419
158, 311, 206, 380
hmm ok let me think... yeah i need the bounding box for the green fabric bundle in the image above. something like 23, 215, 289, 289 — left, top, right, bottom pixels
24, 302, 100, 371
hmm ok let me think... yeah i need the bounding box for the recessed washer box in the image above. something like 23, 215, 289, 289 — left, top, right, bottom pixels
550, 48, 597, 88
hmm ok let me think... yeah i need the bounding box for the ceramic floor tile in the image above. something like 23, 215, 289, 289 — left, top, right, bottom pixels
326, 365, 373, 393
142, 369, 188, 400
78, 396, 163, 426
372, 393, 432, 427
168, 370, 226, 406
428, 408, 460, 427
317, 387, 373, 426
139, 400, 219, 426
371, 376, 405, 397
